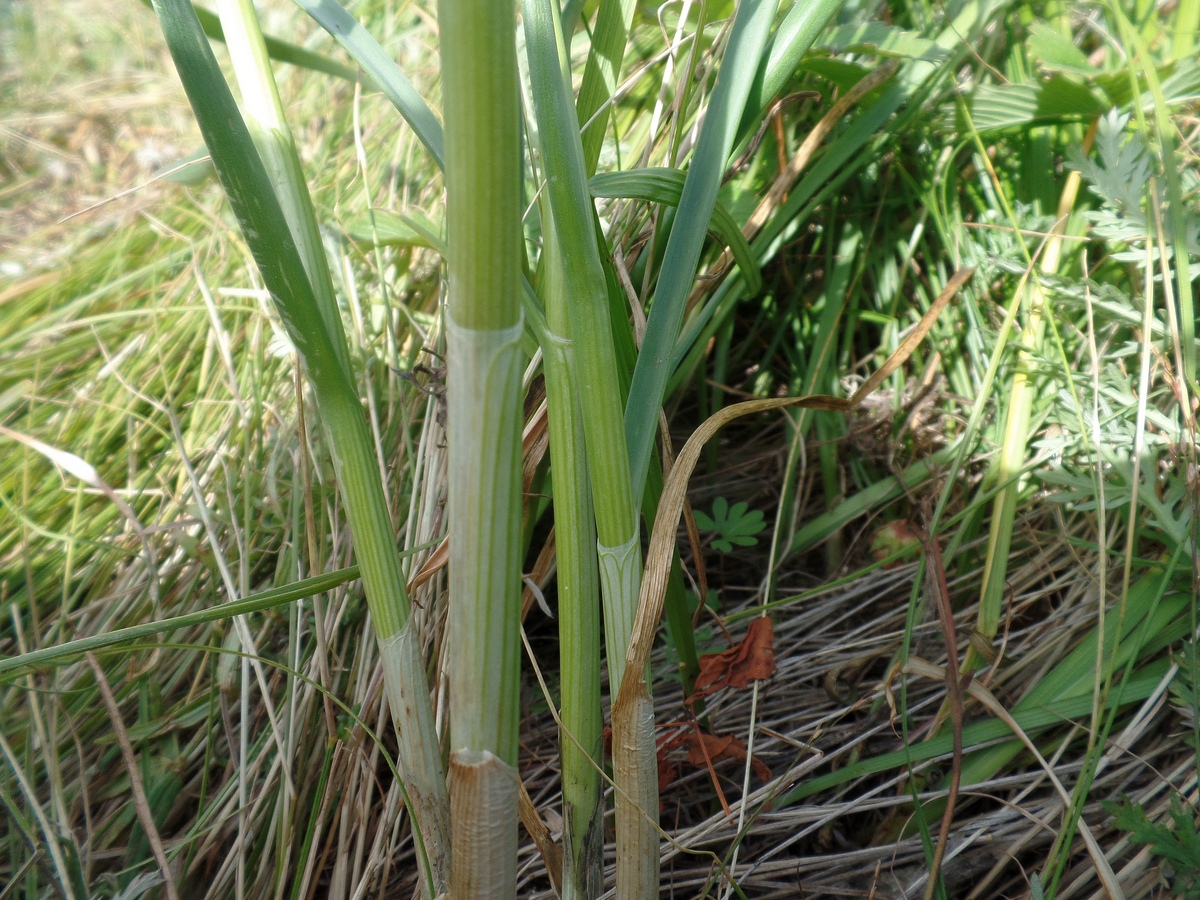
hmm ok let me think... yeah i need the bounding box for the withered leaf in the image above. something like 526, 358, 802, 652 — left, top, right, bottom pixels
689, 616, 776, 702
685, 732, 772, 783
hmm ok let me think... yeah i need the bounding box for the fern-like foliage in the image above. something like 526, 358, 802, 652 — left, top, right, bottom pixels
1170, 640, 1200, 746
1105, 792, 1200, 899
1066, 109, 1200, 270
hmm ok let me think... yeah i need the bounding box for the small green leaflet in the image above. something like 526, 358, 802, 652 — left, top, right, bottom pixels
1105, 794, 1200, 899
692, 497, 767, 553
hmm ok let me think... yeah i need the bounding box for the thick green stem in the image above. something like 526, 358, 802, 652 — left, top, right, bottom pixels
523, 1, 652, 892
444, 313, 524, 897
539, 228, 604, 900
438, 0, 525, 892
522, 0, 641, 698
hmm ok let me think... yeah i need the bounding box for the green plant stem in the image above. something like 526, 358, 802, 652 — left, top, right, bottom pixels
968, 116, 1088, 672
538, 224, 604, 900
522, 1, 652, 893
149, 3, 452, 893
438, 0, 525, 892
521, 0, 641, 695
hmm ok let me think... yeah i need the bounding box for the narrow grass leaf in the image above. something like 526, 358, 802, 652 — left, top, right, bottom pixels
788, 576, 1191, 807
625, 0, 779, 506
740, 0, 845, 141
139, 0, 358, 81
537, 225, 604, 900
576, 0, 638, 175
0, 566, 362, 676
589, 168, 762, 294
346, 210, 444, 252
293, 0, 445, 167
151, 0, 348, 395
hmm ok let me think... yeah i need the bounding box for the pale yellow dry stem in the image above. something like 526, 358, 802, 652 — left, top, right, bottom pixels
519, 779, 564, 894
612, 692, 660, 899
378, 622, 452, 896
87, 653, 180, 900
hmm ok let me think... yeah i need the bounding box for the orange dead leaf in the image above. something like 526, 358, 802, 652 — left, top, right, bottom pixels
689, 616, 776, 702
684, 732, 772, 783
657, 753, 679, 793
655, 730, 689, 795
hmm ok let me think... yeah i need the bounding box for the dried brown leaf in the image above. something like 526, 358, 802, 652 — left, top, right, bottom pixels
689, 617, 776, 702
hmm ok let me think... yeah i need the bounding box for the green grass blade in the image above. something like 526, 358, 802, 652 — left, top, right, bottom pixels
139, 0, 359, 81
1173, 0, 1200, 58
624, 0, 779, 506
220, 0, 353, 380
784, 658, 1173, 804
292, 0, 446, 167
739, 0, 846, 140
787, 574, 1188, 805
0, 566, 361, 676
589, 168, 762, 295
522, 0, 641, 691
576, 0, 638, 175
1121, 10, 1196, 386
151, 0, 349, 396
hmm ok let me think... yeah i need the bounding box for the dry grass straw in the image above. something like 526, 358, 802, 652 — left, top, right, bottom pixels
2, 6, 451, 897
507, 518, 1193, 898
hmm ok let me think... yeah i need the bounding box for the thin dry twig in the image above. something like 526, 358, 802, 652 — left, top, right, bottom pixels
916, 516, 968, 900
